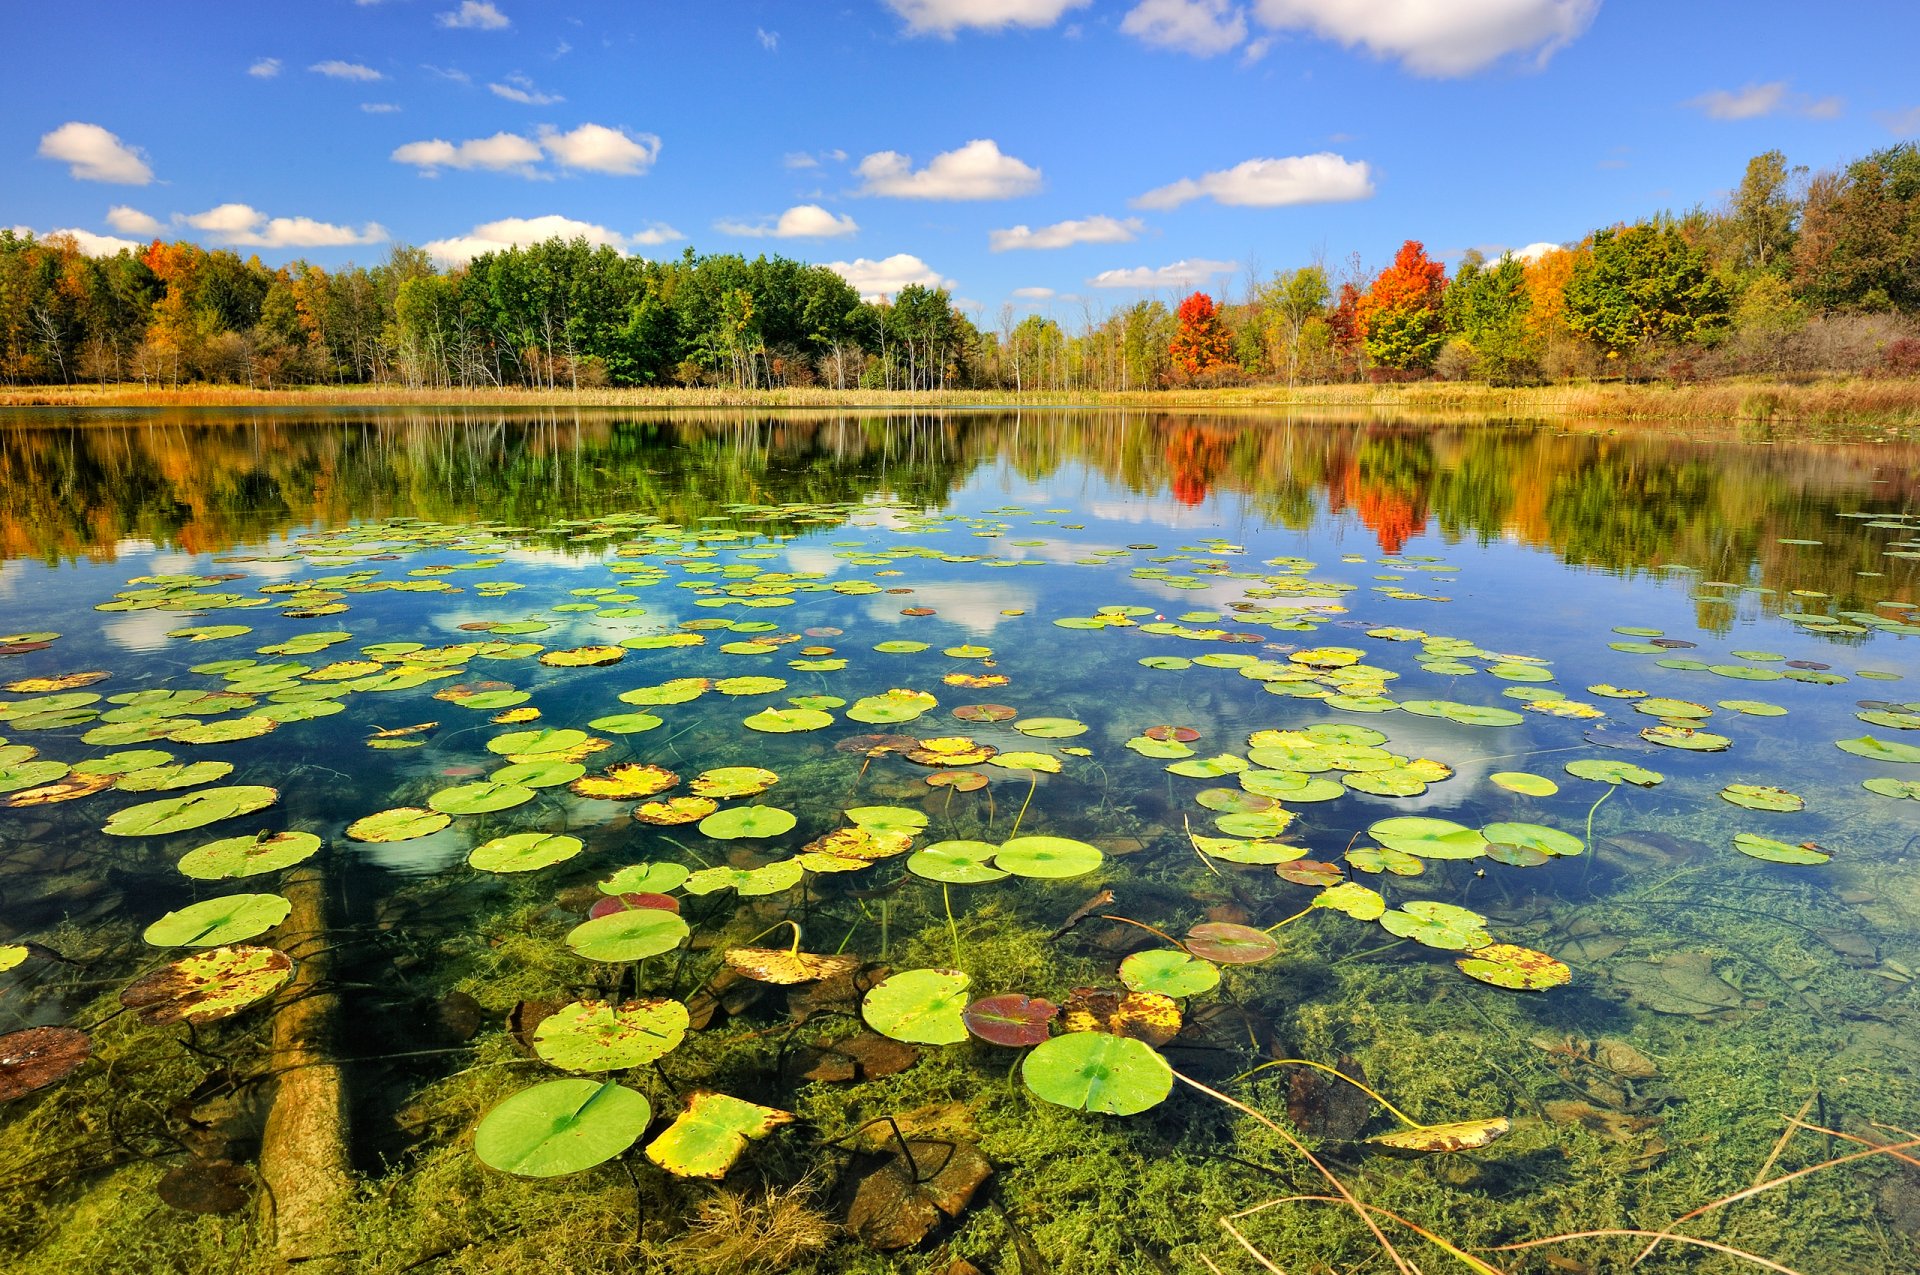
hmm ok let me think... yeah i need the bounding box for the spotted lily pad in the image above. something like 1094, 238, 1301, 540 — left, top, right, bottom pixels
690, 766, 778, 799
1379, 901, 1491, 950
120, 945, 294, 1024
533, 999, 689, 1071
475, 1079, 651, 1178
571, 764, 678, 801
1640, 725, 1731, 752
345, 807, 452, 843
1455, 944, 1570, 991
862, 968, 970, 1044
0, 1026, 91, 1101
177, 831, 322, 880
1720, 784, 1805, 812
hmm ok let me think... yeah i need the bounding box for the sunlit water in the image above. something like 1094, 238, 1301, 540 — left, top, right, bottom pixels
1, 409, 1917, 1274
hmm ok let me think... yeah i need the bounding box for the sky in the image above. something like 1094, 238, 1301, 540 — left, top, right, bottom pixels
7, 0, 1920, 311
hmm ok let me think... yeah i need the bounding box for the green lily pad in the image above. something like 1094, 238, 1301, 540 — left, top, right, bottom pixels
846, 805, 930, 835
743, 707, 833, 733
565, 908, 691, 962
599, 862, 692, 894
697, 805, 796, 840
1836, 736, 1920, 764
429, 782, 537, 816
469, 832, 584, 873
683, 859, 804, 897
1021, 1032, 1172, 1116
645, 1091, 794, 1179
177, 831, 322, 879
345, 806, 451, 843
1014, 717, 1088, 739
861, 968, 970, 1044
143, 893, 292, 947
1369, 817, 1487, 860
1640, 725, 1731, 751
1720, 784, 1805, 812
907, 841, 1009, 884
486, 728, 588, 757
1490, 772, 1558, 797
691, 766, 778, 799
72, 749, 174, 776
1481, 822, 1583, 857
489, 760, 587, 789
1864, 777, 1920, 801
1455, 944, 1571, 991
0, 761, 70, 794
1732, 833, 1830, 865
1565, 759, 1664, 787
1314, 881, 1386, 919
1190, 835, 1304, 865
104, 785, 279, 837
474, 1079, 651, 1178
1379, 901, 1491, 950
994, 835, 1104, 879
1119, 949, 1220, 997
533, 998, 689, 1071
587, 712, 664, 735
1345, 846, 1424, 877
1399, 700, 1524, 727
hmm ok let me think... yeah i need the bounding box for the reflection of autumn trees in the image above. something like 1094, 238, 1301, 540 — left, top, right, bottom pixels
0, 411, 1913, 615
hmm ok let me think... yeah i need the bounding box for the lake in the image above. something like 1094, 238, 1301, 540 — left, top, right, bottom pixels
1, 408, 1917, 1274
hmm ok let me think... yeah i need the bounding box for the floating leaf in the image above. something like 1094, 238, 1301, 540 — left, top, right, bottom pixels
862, 968, 970, 1044
1864, 777, 1920, 801
1369, 817, 1487, 861
691, 766, 778, 799
429, 781, 536, 816
1315, 881, 1386, 919
1021, 1032, 1171, 1116
907, 840, 1008, 884
587, 712, 663, 735
1276, 860, 1344, 886
1344, 847, 1423, 878
724, 948, 859, 984
533, 999, 689, 1071
1014, 717, 1087, 738
1062, 987, 1182, 1046
345, 806, 450, 843
540, 645, 626, 669
1456, 944, 1570, 991
1836, 736, 1920, 764
469, 832, 584, 873
1379, 901, 1490, 951
177, 830, 322, 880
487, 728, 588, 758
1183, 922, 1279, 964
571, 764, 678, 801
475, 1079, 651, 1178
143, 893, 291, 948
744, 707, 832, 733
120, 945, 294, 1024
698, 805, 796, 839
104, 785, 279, 837
994, 835, 1103, 879
962, 993, 1059, 1046
1490, 772, 1558, 797
565, 908, 690, 961
1481, 821, 1583, 858
599, 862, 691, 894
0, 1026, 91, 1102
1565, 758, 1664, 787
645, 1091, 793, 1179
1640, 725, 1731, 752
1119, 949, 1220, 998
1732, 834, 1830, 865
490, 760, 585, 789
1720, 784, 1805, 812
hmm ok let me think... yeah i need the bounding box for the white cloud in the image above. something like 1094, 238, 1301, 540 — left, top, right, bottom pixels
1686, 81, 1843, 121
1122, 0, 1248, 56
9, 226, 142, 257
423, 63, 472, 83
248, 57, 282, 79
1513, 241, 1560, 263
717, 204, 859, 238
857, 139, 1041, 200
361, 102, 402, 114
393, 132, 545, 174
783, 149, 846, 169
180, 204, 387, 248
1881, 106, 1920, 137
538, 123, 659, 174
438, 1, 510, 30
757, 27, 779, 51
1012, 286, 1056, 299
1088, 258, 1237, 289
489, 73, 562, 105
422, 215, 681, 263
990, 214, 1142, 251
311, 60, 384, 81
1250, 0, 1598, 77
37, 122, 153, 185
825, 254, 954, 301
1134, 152, 1373, 209
886, 0, 1090, 34
106, 205, 163, 235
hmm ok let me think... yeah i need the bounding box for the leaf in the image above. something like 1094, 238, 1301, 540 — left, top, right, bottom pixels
1314, 882, 1386, 920
345, 807, 451, 843
723, 947, 859, 984
469, 832, 584, 873
1379, 901, 1491, 951
570, 764, 678, 801
566, 908, 691, 962
1489, 771, 1558, 796
962, 993, 1060, 1046
1480, 821, 1583, 858
993, 835, 1103, 879
907, 840, 1008, 884
599, 862, 691, 894
429, 781, 536, 815
1368, 1117, 1510, 1154
690, 766, 778, 799
0, 1026, 91, 1101
474, 1079, 651, 1178
1021, 1032, 1172, 1116
1640, 725, 1731, 752
539, 645, 626, 668
177, 831, 322, 880
1836, 735, 1920, 764
532, 999, 689, 1071
1732, 833, 1830, 865
143, 893, 291, 947
104, 785, 279, 837
698, 805, 796, 840
1119, 949, 1221, 997
1456, 944, 1570, 991
634, 795, 717, 826
846, 805, 930, 835
743, 707, 833, 733
1564, 758, 1664, 787
861, 968, 970, 1044
1183, 922, 1279, 964
1062, 987, 1182, 1046
1369, 817, 1487, 861
1720, 783, 1805, 812
120, 945, 294, 1024
645, 1091, 793, 1179
586, 712, 663, 735
486, 728, 588, 758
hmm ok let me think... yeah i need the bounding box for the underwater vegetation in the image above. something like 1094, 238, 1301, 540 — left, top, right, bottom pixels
0, 411, 1917, 1273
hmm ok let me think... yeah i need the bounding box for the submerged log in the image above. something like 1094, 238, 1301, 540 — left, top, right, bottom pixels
257, 863, 354, 1266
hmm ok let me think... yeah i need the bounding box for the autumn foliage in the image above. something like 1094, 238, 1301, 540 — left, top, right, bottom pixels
1168, 291, 1233, 376
1357, 240, 1448, 370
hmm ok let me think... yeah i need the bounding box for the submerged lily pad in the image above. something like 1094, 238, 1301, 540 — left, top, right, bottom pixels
1369, 1117, 1510, 1154
474, 1079, 651, 1178
1183, 922, 1278, 964
0, 1026, 91, 1102
1021, 1032, 1172, 1115
862, 968, 970, 1044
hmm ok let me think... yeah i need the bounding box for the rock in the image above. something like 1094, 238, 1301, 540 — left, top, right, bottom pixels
847, 1140, 992, 1251
437, 990, 484, 1041
1607, 951, 1747, 1016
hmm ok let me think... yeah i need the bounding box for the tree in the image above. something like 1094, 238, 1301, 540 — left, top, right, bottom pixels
1445, 251, 1535, 383
1168, 291, 1232, 377
1792, 143, 1920, 311
1728, 150, 1804, 274
1254, 265, 1330, 385
1564, 221, 1729, 359
1358, 240, 1447, 372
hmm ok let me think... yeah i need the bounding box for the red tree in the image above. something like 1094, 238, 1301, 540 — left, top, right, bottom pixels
1168, 292, 1233, 376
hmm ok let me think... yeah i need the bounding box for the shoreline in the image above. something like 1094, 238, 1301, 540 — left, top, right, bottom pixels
4, 377, 1920, 430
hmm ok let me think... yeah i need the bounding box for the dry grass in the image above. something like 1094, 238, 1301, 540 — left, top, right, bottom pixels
5, 377, 1920, 428
663, 1180, 836, 1274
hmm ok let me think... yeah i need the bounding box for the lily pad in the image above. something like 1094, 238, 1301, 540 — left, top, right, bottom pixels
1732, 834, 1830, 865
1490, 772, 1558, 797
698, 805, 796, 840
724, 948, 860, 984
962, 993, 1061, 1046
1455, 944, 1571, 991
1119, 949, 1221, 997
177, 831, 322, 880
120, 945, 294, 1024
565, 908, 691, 961
1720, 784, 1805, 812
1836, 736, 1920, 764
474, 1079, 651, 1178
862, 968, 970, 1044
143, 893, 292, 947
469, 832, 584, 873
345, 807, 452, 843
429, 782, 536, 815
1565, 758, 1664, 787
1481, 821, 1583, 857
645, 1091, 794, 1179
1379, 901, 1491, 950
744, 707, 832, 733
994, 836, 1104, 879
691, 766, 778, 799
1640, 725, 1731, 752
1864, 777, 1920, 800
599, 862, 691, 894
1183, 922, 1278, 964
104, 785, 280, 837
1314, 881, 1386, 919
1369, 1117, 1510, 1154
907, 840, 1009, 884
1021, 1032, 1172, 1116
1369, 817, 1487, 861
533, 999, 689, 1070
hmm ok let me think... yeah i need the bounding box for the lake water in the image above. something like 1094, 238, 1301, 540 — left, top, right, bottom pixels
1, 409, 1917, 1274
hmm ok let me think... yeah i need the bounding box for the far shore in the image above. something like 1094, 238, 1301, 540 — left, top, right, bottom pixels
6, 377, 1920, 430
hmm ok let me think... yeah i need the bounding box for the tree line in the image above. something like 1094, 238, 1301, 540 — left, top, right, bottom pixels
2, 143, 1917, 391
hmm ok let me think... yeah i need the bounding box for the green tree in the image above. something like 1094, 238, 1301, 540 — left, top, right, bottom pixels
1564, 221, 1729, 359
1445, 251, 1536, 383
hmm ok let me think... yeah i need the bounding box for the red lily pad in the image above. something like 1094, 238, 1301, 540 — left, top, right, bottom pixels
962, 994, 1060, 1047
1276, 860, 1345, 887
952, 704, 1017, 723
588, 892, 681, 918
1183, 922, 1279, 964
1145, 725, 1201, 742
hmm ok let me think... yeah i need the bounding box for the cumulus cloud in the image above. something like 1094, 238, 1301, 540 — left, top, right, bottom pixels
1686, 81, 1843, 121
885, 0, 1090, 35
1512, 241, 1561, 262
437, 1, 509, 29
180, 203, 387, 248
422, 215, 682, 263
1122, 0, 1248, 56
489, 73, 562, 105
1250, 0, 1599, 77
538, 123, 659, 174
37, 122, 153, 185
248, 57, 282, 78
857, 139, 1040, 200
717, 204, 859, 238
106, 205, 163, 235
989, 215, 1142, 251
8, 226, 143, 256
825, 254, 954, 301
1088, 258, 1237, 289
1134, 153, 1373, 209
392, 124, 658, 176
311, 60, 384, 81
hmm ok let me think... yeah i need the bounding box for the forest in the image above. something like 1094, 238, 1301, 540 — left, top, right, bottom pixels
2, 144, 1917, 393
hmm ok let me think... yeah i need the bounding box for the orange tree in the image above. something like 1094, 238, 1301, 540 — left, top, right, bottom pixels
1169, 291, 1233, 376
1357, 240, 1448, 371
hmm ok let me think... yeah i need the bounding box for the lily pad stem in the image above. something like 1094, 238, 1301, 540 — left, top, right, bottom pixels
1235, 1057, 1421, 1129
1007, 772, 1039, 838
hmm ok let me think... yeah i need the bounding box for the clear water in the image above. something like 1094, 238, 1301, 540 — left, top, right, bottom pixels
1, 409, 1918, 1274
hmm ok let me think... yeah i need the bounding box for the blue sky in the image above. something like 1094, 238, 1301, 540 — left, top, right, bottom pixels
8, 0, 1919, 311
